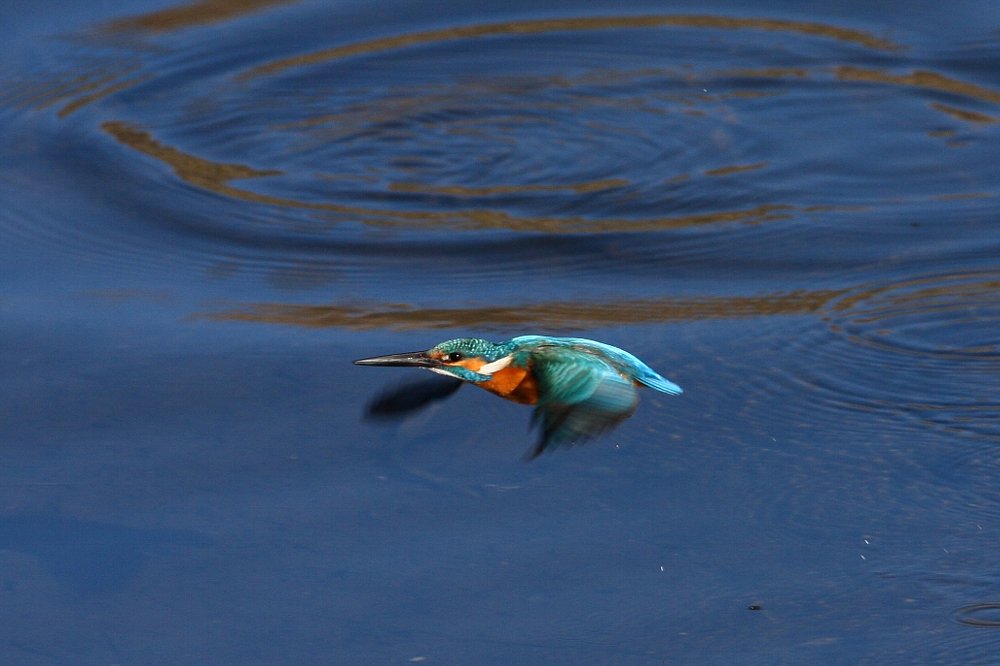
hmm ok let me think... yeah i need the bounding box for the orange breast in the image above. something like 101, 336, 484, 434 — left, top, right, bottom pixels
478, 364, 538, 405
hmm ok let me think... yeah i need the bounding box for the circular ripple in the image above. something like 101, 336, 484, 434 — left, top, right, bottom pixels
956, 603, 1000, 628
785, 272, 1000, 508
5, 10, 999, 290
724, 271, 1000, 536
2, 15, 813, 284
831, 273, 1000, 362
787, 271, 1000, 442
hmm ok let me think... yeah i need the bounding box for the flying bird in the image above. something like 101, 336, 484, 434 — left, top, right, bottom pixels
354, 335, 682, 459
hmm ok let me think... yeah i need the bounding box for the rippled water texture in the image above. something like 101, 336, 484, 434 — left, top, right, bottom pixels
2, 1, 999, 663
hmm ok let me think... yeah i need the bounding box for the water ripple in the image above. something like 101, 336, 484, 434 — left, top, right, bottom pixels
200, 289, 844, 330
956, 603, 1000, 627
737, 271, 1000, 534
2, 9, 998, 281
817, 271, 1000, 440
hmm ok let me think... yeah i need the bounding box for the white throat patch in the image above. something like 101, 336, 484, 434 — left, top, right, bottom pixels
478, 355, 513, 376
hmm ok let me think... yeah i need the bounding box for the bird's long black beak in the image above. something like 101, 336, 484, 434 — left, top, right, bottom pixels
353, 351, 438, 368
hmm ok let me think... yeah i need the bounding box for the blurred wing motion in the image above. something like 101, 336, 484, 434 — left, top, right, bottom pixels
527, 346, 640, 459
365, 375, 463, 420
512, 335, 682, 395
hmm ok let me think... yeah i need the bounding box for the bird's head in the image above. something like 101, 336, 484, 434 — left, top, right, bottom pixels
354, 337, 515, 383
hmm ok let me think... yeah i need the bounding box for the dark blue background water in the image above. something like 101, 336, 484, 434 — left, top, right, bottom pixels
2, 1, 1000, 663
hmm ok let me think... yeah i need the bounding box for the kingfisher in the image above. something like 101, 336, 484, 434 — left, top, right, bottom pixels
354, 335, 682, 459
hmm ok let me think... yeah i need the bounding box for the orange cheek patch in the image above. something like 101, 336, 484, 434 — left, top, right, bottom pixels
455, 358, 487, 373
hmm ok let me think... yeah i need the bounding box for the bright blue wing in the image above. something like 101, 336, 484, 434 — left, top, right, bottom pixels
527, 346, 639, 459
512, 335, 683, 395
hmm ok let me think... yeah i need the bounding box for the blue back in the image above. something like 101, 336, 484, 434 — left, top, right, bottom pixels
511, 335, 683, 395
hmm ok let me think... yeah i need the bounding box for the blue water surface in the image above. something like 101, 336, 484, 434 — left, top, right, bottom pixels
2, 0, 1000, 663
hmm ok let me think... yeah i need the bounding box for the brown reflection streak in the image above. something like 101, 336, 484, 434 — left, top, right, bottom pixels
825, 272, 1000, 362
931, 192, 992, 201
17, 66, 141, 117
25, 70, 125, 110
831, 272, 1000, 314
105, 0, 299, 33
722, 68, 810, 79
724, 91, 778, 100
202, 290, 847, 330
836, 67, 1000, 106
102, 121, 282, 191
102, 121, 795, 232
388, 178, 630, 197
239, 15, 900, 80
930, 103, 998, 124
705, 162, 768, 177
31, 1, 298, 116
59, 75, 151, 118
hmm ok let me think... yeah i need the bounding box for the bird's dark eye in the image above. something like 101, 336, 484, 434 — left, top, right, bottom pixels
446, 352, 463, 362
